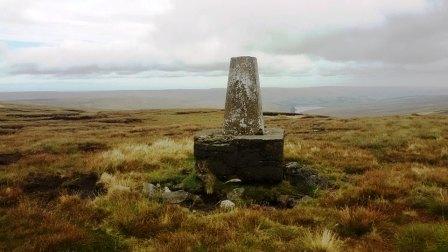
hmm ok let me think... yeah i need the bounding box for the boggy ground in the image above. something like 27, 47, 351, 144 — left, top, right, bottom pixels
0, 103, 447, 251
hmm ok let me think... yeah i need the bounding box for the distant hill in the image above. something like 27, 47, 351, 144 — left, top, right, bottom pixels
1, 86, 448, 117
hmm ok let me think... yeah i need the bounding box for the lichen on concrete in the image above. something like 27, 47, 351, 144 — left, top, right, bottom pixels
194, 56, 284, 183
223, 56, 264, 135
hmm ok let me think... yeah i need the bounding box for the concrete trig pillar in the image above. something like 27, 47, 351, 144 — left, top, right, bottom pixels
223, 56, 264, 135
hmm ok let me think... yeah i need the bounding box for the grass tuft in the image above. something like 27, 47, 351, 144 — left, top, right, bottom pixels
337, 207, 380, 237
396, 223, 448, 252
301, 229, 343, 252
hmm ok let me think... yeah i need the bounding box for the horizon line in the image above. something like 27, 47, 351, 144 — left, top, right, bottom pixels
1, 85, 447, 93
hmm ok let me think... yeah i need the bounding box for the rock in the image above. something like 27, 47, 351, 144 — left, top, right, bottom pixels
225, 178, 242, 184
189, 194, 206, 207
227, 187, 245, 202
190, 194, 202, 203
142, 183, 156, 197
300, 196, 313, 203
285, 162, 299, 169
144, 184, 192, 203
162, 190, 190, 204
284, 162, 329, 189
174, 183, 184, 190
277, 194, 296, 208
220, 200, 236, 210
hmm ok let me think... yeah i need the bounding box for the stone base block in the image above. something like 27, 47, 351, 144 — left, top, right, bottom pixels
194, 128, 284, 183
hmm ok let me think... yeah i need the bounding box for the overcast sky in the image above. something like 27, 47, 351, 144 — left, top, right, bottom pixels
0, 0, 447, 91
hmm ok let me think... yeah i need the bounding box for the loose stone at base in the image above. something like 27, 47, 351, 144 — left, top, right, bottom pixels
220, 200, 236, 210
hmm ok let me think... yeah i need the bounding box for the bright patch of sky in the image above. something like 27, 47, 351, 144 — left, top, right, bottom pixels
3, 40, 43, 50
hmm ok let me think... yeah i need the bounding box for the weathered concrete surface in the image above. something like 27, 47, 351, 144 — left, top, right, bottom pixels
194, 128, 284, 183
194, 56, 284, 183
223, 56, 264, 135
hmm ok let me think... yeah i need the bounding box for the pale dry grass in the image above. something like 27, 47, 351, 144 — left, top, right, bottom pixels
412, 164, 448, 186
302, 229, 343, 252
96, 138, 193, 172
99, 172, 148, 193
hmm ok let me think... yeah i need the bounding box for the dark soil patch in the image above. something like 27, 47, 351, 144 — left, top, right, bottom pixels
0, 124, 25, 130
344, 165, 370, 174
61, 172, 106, 198
65, 109, 86, 113
6, 113, 68, 118
5, 112, 99, 121
77, 142, 108, 152
175, 110, 216, 115
49, 114, 97, 120
0, 125, 24, 135
185, 192, 222, 211
1, 108, 33, 112
98, 118, 142, 124
22, 173, 64, 200
301, 114, 330, 119
263, 111, 303, 116
129, 128, 153, 134
0, 153, 22, 166
0, 178, 7, 188
21, 172, 105, 201
0, 129, 19, 135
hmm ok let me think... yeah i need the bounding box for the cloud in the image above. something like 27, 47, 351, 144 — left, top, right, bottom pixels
0, 0, 446, 89
254, 0, 448, 84
0, 41, 7, 56
0, 0, 171, 43
270, 1, 448, 65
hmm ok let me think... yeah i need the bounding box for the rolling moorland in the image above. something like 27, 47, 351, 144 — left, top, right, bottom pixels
0, 102, 447, 251
2, 86, 448, 117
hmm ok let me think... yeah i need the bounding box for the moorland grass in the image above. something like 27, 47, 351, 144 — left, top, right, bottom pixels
0, 103, 447, 251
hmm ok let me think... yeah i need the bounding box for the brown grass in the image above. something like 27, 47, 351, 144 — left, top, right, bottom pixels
1, 103, 447, 251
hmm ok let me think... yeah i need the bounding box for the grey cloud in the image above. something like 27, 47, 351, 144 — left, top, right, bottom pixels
8, 61, 227, 77
265, 1, 448, 65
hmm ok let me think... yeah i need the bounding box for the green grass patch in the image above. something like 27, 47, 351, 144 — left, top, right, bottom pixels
396, 223, 448, 252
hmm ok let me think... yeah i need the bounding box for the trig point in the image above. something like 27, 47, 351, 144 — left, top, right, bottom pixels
223, 56, 264, 135
194, 56, 284, 183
